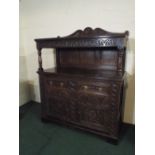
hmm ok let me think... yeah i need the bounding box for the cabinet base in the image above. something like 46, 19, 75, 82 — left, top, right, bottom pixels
105, 138, 118, 145
41, 117, 51, 123
40, 116, 119, 144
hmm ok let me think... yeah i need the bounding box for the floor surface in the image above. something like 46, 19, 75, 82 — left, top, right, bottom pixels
19, 102, 135, 155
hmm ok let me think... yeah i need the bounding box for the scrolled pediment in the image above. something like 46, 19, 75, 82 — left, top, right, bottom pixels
63, 27, 129, 38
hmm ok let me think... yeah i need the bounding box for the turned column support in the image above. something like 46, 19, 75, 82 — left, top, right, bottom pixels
117, 47, 125, 72
37, 47, 43, 72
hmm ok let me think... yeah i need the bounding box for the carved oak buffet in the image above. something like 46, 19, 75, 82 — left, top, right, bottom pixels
35, 27, 129, 141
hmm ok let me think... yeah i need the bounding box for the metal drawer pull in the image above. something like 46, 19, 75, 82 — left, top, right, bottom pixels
60, 82, 64, 87
83, 85, 88, 89
98, 87, 102, 91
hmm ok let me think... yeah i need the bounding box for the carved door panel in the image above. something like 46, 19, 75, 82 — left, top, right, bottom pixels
76, 80, 112, 133
77, 93, 111, 133
44, 78, 79, 123
47, 96, 69, 120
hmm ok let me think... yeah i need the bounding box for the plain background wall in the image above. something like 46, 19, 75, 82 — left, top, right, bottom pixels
19, 0, 135, 124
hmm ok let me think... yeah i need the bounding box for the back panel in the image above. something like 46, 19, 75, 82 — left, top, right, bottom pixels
56, 48, 120, 71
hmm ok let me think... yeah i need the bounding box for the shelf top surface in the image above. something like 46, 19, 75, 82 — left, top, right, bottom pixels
38, 67, 126, 81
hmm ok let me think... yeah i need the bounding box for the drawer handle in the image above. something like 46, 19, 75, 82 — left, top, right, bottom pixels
98, 87, 102, 91
49, 81, 53, 85
60, 82, 64, 87
83, 85, 88, 90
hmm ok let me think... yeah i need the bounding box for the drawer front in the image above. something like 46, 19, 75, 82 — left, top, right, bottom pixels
44, 77, 115, 133
45, 77, 111, 95
77, 81, 111, 105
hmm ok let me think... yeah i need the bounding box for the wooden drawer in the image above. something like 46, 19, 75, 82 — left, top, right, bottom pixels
45, 77, 111, 95
77, 81, 111, 102
44, 78, 112, 109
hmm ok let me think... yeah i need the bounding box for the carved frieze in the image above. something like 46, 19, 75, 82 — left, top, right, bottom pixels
35, 27, 128, 49
37, 37, 126, 49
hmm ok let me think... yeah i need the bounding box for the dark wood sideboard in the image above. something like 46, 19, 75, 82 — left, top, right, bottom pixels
35, 27, 129, 141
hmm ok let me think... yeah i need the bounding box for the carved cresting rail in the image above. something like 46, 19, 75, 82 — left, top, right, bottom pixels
36, 37, 127, 49
35, 27, 129, 72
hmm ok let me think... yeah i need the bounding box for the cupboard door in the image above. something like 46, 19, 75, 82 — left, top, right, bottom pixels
75, 80, 112, 133
44, 78, 79, 123
77, 92, 111, 133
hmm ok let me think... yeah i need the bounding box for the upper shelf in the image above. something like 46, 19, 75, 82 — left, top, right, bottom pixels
35, 27, 129, 49
39, 67, 126, 81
